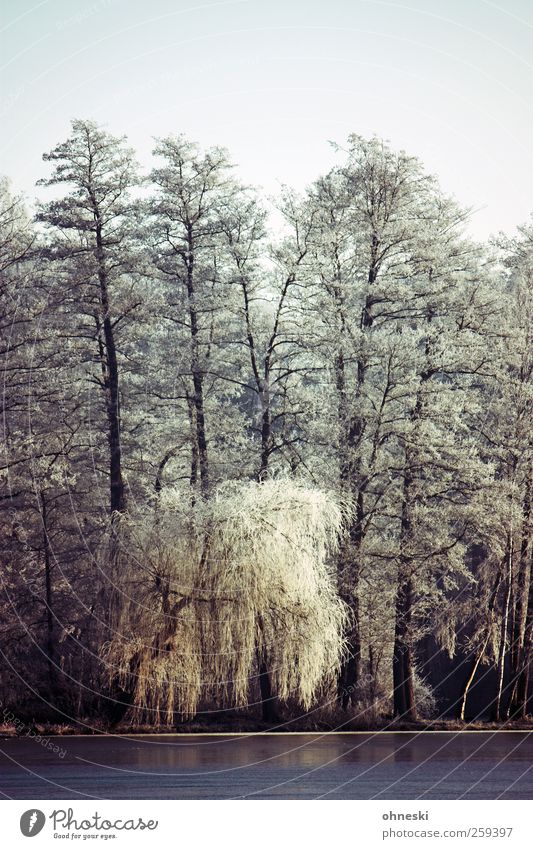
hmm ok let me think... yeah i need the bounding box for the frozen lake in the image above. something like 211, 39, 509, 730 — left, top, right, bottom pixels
1, 732, 532, 799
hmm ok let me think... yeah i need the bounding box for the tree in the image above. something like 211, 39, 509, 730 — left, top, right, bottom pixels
104, 480, 346, 723
301, 137, 498, 720
2, 121, 531, 730
301, 137, 440, 710
149, 136, 243, 499
493, 225, 533, 719
0, 177, 98, 713
37, 119, 142, 515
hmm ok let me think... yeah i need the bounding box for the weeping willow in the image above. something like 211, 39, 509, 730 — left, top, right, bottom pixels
103, 479, 348, 723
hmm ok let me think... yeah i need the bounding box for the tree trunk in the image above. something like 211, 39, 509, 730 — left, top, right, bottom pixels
186, 225, 209, 498
459, 637, 490, 721
508, 476, 532, 716
392, 314, 438, 722
192, 364, 209, 497
494, 534, 513, 720
186, 395, 199, 489
259, 391, 271, 480
393, 574, 416, 719
334, 262, 378, 708
459, 569, 502, 720
94, 216, 125, 514
338, 583, 362, 708
393, 457, 417, 720
512, 545, 533, 718
257, 659, 280, 723
40, 491, 58, 689
334, 345, 364, 707
256, 616, 280, 723
254, 396, 280, 716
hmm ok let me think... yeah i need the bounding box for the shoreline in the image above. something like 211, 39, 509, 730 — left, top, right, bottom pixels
2, 719, 533, 738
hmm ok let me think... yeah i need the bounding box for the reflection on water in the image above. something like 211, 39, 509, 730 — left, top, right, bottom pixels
106, 732, 532, 770
1, 732, 532, 799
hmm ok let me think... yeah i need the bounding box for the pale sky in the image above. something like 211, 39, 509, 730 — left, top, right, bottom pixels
1, 0, 533, 239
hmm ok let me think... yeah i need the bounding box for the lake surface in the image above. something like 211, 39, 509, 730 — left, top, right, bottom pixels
1, 732, 532, 799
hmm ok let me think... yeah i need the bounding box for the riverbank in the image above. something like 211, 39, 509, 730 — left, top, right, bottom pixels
2, 715, 533, 737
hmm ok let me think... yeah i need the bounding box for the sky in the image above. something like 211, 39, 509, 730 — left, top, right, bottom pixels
1, 0, 533, 239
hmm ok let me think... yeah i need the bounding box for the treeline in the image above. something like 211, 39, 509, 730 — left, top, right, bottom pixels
0, 120, 532, 727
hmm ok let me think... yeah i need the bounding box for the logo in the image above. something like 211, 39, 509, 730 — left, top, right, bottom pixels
20, 809, 46, 837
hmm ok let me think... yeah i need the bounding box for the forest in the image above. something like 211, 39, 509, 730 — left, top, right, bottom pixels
0, 119, 532, 731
